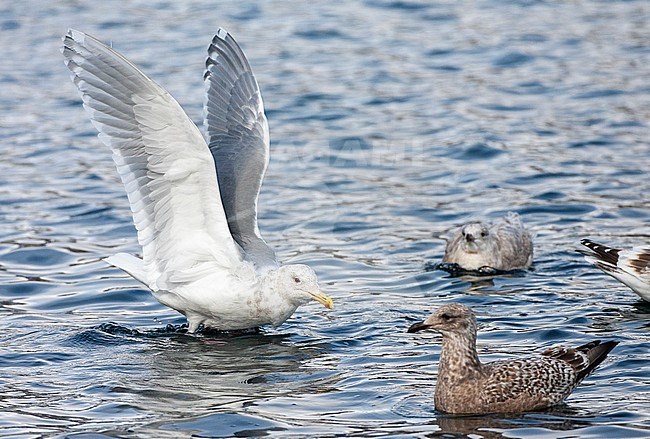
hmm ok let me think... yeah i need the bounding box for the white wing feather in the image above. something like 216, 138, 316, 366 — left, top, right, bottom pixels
604, 246, 650, 301
581, 239, 650, 302
62, 29, 241, 291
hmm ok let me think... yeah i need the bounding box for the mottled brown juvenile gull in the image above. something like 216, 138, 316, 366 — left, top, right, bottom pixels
442, 212, 533, 273
408, 303, 617, 414
62, 29, 333, 332
580, 239, 650, 302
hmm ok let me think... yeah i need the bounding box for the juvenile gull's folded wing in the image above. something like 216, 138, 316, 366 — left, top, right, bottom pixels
62, 29, 241, 290
204, 28, 277, 271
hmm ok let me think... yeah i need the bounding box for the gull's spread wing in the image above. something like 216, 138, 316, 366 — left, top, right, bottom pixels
62, 29, 241, 290
204, 28, 277, 271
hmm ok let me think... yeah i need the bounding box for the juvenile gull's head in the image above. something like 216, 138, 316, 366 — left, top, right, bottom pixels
407, 303, 476, 336
460, 222, 490, 253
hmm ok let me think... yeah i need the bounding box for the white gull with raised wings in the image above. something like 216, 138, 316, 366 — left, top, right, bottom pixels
62, 29, 333, 332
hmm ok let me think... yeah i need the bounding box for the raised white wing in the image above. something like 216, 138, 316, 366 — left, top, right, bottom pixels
581, 239, 650, 301
62, 29, 242, 290
204, 28, 277, 271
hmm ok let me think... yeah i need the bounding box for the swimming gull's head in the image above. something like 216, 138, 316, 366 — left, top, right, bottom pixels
407, 303, 475, 336
274, 264, 334, 309
459, 222, 490, 253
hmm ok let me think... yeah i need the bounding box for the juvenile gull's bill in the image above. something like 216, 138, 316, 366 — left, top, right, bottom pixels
580, 239, 650, 302
408, 303, 617, 414
62, 29, 333, 332
441, 212, 533, 274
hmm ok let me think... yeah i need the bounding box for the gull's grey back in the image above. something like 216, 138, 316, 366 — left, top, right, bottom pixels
489, 212, 533, 268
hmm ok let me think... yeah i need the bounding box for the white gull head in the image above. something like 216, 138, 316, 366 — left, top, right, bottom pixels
271, 264, 334, 310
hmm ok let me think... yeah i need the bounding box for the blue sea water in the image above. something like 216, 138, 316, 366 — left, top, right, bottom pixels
1, 0, 649, 437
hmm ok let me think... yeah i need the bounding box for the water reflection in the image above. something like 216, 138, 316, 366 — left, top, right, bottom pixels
430, 408, 595, 438
423, 261, 533, 293
90, 326, 339, 420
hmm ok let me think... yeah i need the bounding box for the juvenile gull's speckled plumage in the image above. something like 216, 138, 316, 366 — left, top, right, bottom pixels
443, 212, 533, 272
408, 303, 617, 414
580, 239, 650, 302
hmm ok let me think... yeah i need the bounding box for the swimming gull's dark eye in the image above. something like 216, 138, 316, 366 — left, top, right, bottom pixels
293, 277, 301, 283
440, 313, 452, 321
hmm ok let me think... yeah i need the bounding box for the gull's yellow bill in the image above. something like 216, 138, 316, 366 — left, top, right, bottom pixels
310, 291, 334, 309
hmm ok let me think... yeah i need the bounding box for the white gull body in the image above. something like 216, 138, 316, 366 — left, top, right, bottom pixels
62, 29, 333, 332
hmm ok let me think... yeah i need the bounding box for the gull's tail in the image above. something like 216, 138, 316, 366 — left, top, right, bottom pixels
543, 339, 619, 384
576, 340, 619, 383
104, 253, 148, 286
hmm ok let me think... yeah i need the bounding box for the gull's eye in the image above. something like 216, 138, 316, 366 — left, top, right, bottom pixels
480, 231, 487, 237
293, 277, 301, 284
440, 313, 452, 321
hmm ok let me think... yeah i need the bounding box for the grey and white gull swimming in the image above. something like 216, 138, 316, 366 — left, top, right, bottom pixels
442, 212, 533, 273
408, 303, 617, 414
62, 29, 333, 332
580, 239, 650, 302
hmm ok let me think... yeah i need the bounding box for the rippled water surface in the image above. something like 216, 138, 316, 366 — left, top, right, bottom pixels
1, 1, 649, 437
